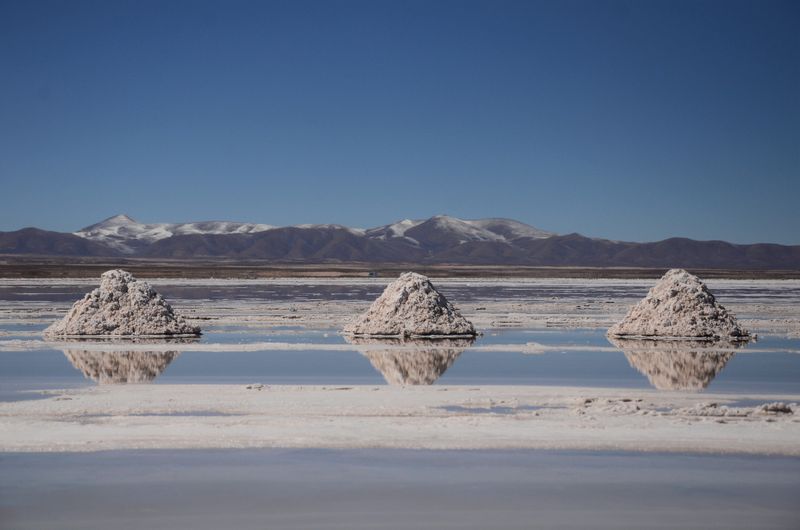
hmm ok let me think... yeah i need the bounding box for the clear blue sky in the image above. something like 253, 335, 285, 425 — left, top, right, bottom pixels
1, 0, 798, 244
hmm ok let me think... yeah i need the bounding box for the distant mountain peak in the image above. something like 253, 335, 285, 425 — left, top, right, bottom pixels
108, 214, 136, 223
74, 215, 274, 254
3, 214, 798, 268
98, 213, 138, 225
81, 214, 139, 231
71, 214, 555, 254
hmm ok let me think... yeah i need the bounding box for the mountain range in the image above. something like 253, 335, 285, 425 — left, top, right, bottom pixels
1, 214, 798, 269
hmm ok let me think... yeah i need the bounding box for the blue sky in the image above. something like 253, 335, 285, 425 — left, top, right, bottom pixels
1, 0, 798, 244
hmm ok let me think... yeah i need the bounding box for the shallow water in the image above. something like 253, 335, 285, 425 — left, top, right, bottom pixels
2, 279, 800, 527
1, 330, 799, 395
1, 449, 798, 530
1, 279, 799, 397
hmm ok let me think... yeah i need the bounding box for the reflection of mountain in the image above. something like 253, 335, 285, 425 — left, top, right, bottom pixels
345, 337, 474, 385
607, 337, 742, 391
62, 350, 179, 384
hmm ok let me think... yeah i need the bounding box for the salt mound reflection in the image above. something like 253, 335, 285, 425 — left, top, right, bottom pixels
345, 337, 474, 385
62, 349, 179, 384
607, 337, 743, 391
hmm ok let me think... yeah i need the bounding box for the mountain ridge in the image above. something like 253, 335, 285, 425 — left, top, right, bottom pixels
74, 213, 554, 254
74, 214, 276, 253
1, 215, 798, 269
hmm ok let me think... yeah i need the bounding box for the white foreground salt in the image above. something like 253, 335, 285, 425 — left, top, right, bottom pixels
3, 277, 799, 457
1, 384, 796, 454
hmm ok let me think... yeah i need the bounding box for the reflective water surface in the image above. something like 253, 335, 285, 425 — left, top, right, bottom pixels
607, 337, 743, 391
62, 349, 180, 384
2, 449, 799, 530
344, 336, 475, 385
1, 279, 799, 397
2, 328, 799, 396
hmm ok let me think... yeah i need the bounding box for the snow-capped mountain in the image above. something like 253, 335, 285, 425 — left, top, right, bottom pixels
74, 214, 274, 253
366, 215, 553, 246
465, 218, 555, 240
3, 214, 799, 268
74, 214, 553, 253
291, 224, 366, 236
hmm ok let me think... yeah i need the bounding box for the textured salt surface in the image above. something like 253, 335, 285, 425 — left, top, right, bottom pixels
1, 338, 796, 355
4, 278, 800, 337
1, 384, 797, 454
343, 272, 475, 337
608, 269, 750, 340
44, 270, 200, 337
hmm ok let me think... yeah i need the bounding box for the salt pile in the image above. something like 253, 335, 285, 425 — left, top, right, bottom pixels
63, 349, 179, 384
607, 337, 738, 391
343, 272, 476, 337
607, 269, 750, 341
44, 269, 200, 337
345, 337, 473, 385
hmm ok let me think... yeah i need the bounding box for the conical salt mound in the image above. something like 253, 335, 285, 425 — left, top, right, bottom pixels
343, 272, 476, 337
63, 349, 179, 384
608, 337, 738, 391
608, 269, 749, 341
44, 269, 201, 337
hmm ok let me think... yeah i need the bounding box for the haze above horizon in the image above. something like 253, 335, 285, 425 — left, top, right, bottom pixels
1, 0, 798, 244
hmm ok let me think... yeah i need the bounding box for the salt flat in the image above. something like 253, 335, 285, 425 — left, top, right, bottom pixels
2, 276, 799, 336
1, 277, 799, 456
1, 384, 797, 454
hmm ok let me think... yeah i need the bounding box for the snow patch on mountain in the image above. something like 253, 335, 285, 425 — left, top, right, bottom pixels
74, 214, 555, 253
366, 219, 421, 239
365, 219, 424, 245
75, 215, 274, 253
466, 218, 555, 240
427, 215, 506, 244
292, 224, 366, 236
367, 215, 553, 245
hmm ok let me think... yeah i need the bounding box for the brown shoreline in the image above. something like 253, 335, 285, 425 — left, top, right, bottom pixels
1, 256, 799, 279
